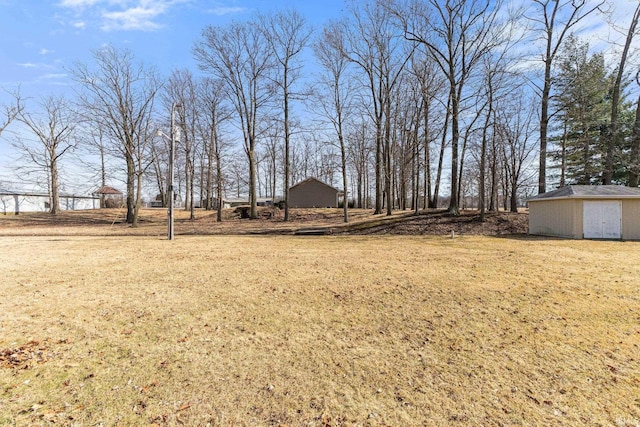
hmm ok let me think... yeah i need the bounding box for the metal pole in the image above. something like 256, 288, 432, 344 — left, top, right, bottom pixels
168, 103, 176, 240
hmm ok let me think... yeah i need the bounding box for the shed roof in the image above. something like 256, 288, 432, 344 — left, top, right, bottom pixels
529, 185, 640, 202
290, 177, 340, 193
0, 189, 99, 199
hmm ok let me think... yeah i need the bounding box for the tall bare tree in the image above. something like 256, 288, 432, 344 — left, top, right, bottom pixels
15, 95, 76, 214
336, 0, 415, 215
409, 54, 446, 209
314, 24, 356, 222
630, 75, 640, 187
397, 0, 504, 215
198, 78, 230, 221
72, 45, 161, 225
195, 19, 273, 219
604, 2, 640, 184
528, 0, 604, 193
496, 91, 537, 212
261, 9, 311, 221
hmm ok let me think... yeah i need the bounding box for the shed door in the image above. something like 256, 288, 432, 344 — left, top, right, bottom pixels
583, 201, 621, 239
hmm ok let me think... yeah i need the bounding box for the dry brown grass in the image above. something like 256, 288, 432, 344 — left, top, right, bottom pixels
0, 232, 639, 426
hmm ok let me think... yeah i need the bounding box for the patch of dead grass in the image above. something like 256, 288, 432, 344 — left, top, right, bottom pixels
0, 235, 639, 426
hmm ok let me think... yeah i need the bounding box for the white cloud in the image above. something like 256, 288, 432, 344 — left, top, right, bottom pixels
39, 48, 54, 55
57, 0, 190, 32
18, 63, 39, 68
207, 6, 246, 16
101, 3, 167, 31
40, 73, 68, 80
58, 0, 103, 7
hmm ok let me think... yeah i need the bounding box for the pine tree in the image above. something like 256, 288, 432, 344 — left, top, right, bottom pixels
551, 35, 612, 185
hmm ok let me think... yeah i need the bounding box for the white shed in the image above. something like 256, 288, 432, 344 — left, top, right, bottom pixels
528, 185, 640, 240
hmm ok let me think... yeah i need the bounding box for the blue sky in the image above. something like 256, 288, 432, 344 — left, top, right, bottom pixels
1, 0, 636, 107
0, 0, 346, 99
0, 0, 348, 191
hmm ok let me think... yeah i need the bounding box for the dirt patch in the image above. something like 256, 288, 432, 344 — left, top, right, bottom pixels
343, 210, 529, 236
0, 208, 528, 237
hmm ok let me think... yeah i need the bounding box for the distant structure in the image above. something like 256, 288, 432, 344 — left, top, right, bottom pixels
92, 186, 124, 208
289, 178, 341, 208
0, 189, 100, 214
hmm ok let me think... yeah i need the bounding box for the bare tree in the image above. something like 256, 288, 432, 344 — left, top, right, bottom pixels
528, 0, 604, 193
197, 78, 230, 220
604, 2, 640, 184
409, 54, 446, 209
0, 89, 21, 138
629, 73, 640, 187
257, 118, 282, 203
15, 95, 76, 214
347, 119, 374, 209
195, 19, 274, 219
397, 0, 504, 215
313, 25, 357, 222
496, 91, 537, 212
72, 45, 161, 225
335, 1, 415, 215
261, 9, 311, 221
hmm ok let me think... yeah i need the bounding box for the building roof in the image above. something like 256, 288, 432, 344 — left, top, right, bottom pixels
529, 185, 640, 201
0, 188, 99, 199
289, 177, 340, 193
93, 186, 123, 195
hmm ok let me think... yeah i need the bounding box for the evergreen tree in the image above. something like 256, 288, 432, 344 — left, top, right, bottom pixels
551, 35, 613, 185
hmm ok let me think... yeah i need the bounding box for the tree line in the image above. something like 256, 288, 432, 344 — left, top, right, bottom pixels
1, 0, 639, 225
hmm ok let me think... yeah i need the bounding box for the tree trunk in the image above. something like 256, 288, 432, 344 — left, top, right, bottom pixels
50, 156, 60, 215
340, 133, 349, 222
384, 98, 393, 216
132, 172, 143, 228
629, 94, 640, 187
374, 119, 383, 214
126, 151, 136, 224
479, 104, 492, 222
216, 147, 223, 222
539, 49, 552, 194
423, 97, 431, 210
283, 67, 291, 222
249, 138, 258, 219
448, 80, 460, 215
604, 5, 639, 184
431, 95, 450, 209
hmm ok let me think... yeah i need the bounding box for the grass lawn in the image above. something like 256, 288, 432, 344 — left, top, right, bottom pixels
0, 234, 639, 426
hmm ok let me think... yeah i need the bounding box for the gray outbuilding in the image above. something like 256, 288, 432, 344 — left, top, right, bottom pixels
289, 177, 341, 208
528, 185, 640, 240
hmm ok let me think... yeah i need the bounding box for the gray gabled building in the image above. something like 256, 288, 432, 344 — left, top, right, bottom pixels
528, 185, 640, 240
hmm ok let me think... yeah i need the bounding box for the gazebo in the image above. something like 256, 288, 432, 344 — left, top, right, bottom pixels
92, 186, 124, 208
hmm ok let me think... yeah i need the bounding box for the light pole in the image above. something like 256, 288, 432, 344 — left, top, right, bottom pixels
157, 102, 181, 240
